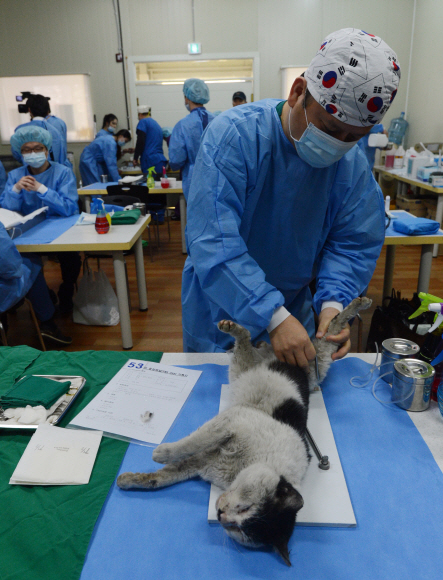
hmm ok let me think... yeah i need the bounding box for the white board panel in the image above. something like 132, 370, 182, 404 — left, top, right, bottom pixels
208, 386, 356, 527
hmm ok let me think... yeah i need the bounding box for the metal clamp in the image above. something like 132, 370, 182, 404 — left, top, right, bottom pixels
305, 427, 330, 470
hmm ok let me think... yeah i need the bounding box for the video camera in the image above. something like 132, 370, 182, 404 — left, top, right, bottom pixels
16, 92, 50, 113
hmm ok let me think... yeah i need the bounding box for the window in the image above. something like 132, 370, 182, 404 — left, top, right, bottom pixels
0, 74, 94, 143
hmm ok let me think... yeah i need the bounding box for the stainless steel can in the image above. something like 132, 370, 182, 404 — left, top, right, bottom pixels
133, 202, 146, 216
392, 359, 435, 411
380, 338, 420, 383
100, 174, 108, 183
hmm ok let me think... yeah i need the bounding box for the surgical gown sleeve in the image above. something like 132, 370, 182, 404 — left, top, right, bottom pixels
168, 123, 187, 170
102, 139, 120, 182
35, 167, 79, 216
312, 151, 385, 313
186, 123, 285, 336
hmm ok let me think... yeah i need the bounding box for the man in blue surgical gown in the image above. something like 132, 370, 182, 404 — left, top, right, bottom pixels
169, 78, 215, 201
133, 106, 167, 175
182, 28, 401, 366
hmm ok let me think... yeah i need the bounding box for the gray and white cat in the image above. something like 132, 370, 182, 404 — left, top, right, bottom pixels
117, 297, 371, 565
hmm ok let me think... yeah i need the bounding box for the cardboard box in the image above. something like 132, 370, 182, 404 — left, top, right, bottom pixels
395, 195, 425, 211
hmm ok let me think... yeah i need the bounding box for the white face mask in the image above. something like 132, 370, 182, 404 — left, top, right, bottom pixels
185, 101, 191, 112
288, 105, 355, 168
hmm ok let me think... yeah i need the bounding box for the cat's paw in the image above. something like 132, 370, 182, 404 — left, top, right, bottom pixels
152, 443, 174, 464
218, 320, 236, 334
117, 471, 158, 490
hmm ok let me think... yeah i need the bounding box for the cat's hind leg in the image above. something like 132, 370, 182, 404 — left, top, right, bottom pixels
218, 320, 263, 379
312, 297, 372, 384
117, 456, 203, 490
152, 411, 233, 464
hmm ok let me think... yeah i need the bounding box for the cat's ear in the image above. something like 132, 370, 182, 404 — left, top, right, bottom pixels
276, 477, 304, 511
274, 541, 291, 567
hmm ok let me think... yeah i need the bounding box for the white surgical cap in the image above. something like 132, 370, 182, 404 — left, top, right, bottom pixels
10, 126, 52, 157
305, 28, 400, 127
183, 78, 210, 104
137, 105, 150, 114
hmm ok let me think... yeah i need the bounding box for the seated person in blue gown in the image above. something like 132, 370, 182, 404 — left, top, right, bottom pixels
79, 129, 131, 186
169, 78, 215, 201
0, 223, 71, 345
15, 94, 71, 169
0, 126, 81, 314
133, 106, 167, 176
182, 28, 401, 365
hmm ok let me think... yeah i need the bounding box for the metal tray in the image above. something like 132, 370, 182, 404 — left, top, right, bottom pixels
0, 374, 86, 429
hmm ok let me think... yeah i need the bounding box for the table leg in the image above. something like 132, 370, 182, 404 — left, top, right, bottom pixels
180, 194, 187, 254
383, 245, 396, 305
433, 196, 443, 258
113, 250, 133, 350
418, 244, 433, 294
134, 235, 148, 311
84, 195, 91, 213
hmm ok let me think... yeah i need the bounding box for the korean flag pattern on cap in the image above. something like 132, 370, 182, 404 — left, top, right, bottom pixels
305, 28, 400, 127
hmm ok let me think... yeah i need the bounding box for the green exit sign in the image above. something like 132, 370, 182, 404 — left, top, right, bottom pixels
188, 43, 201, 55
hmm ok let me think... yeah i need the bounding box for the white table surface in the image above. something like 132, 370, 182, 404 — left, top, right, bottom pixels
160, 352, 443, 473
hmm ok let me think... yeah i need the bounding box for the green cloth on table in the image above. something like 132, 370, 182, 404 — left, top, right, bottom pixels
0, 346, 162, 580
111, 208, 141, 224
1, 375, 71, 409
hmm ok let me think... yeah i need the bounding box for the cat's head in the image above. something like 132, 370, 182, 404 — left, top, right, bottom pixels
216, 464, 303, 566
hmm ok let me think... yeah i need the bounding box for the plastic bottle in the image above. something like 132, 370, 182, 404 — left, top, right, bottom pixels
161, 165, 169, 189
95, 209, 110, 234
388, 112, 409, 146
146, 166, 156, 189
385, 147, 395, 168
393, 145, 405, 169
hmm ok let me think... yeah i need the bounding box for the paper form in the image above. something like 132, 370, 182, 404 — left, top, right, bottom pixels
68, 360, 202, 445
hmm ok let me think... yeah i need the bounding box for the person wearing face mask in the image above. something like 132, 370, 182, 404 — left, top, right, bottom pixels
181, 28, 401, 361
95, 114, 118, 139
169, 79, 215, 202
0, 126, 81, 315
15, 95, 71, 169
79, 129, 131, 186
133, 105, 167, 176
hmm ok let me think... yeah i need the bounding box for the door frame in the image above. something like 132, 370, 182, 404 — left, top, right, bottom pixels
127, 52, 260, 135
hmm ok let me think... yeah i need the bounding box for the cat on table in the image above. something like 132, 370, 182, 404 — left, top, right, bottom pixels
118, 297, 371, 565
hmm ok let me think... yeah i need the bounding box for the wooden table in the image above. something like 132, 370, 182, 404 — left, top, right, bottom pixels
383, 209, 443, 301
374, 165, 443, 257
16, 215, 151, 350
78, 182, 187, 254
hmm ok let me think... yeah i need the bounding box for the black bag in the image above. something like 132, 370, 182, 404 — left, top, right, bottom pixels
365, 290, 433, 353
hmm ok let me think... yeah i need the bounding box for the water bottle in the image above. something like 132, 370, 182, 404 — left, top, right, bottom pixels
388, 112, 409, 146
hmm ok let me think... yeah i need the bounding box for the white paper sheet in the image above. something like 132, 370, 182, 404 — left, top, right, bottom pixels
68, 360, 202, 445
10, 424, 102, 486
208, 385, 356, 527
0, 206, 47, 229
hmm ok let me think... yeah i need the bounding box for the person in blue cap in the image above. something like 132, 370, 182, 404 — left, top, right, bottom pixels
133, 106, 167, 175
1, 126, 81, 314
169, 79, 215, 201
15, 95, 71, 168
0, 223, 72, 345
79, 129, 131, 185
182, 28, 401, 363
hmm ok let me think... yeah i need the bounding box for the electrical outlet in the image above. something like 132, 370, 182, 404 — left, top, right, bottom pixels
116, 53, 123, 63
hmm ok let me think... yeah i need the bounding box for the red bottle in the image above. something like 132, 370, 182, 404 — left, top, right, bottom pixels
95, 212, 110, 234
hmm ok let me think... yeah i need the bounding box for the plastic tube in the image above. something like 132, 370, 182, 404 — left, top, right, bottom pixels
350, 347, 418, 407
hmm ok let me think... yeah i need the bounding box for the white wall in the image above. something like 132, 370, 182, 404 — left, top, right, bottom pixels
0, 0, 429, 178
406, 0, 443, 147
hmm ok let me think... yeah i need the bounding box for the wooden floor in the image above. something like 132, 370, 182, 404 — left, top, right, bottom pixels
5, 220, 443, 354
